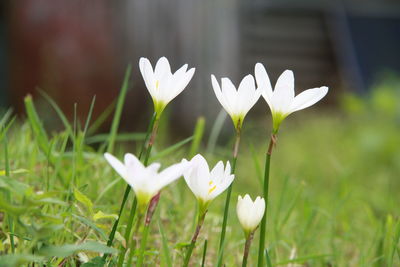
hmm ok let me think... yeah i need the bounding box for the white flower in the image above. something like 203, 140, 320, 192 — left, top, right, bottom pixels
139, 57, 195, 116
104, 153, 188, 210
183, 154, 234, 213
211, 74, 261, 130
255, 63, 328, 132
236, 194, 265, 235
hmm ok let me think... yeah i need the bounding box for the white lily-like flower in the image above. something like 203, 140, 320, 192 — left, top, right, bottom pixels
211, 74, 261, 130
236, 194, 265, 236
104, 153, 188, 210
255, 63, 328, 132
183, 154, 235, 214
139, 57, 195, 116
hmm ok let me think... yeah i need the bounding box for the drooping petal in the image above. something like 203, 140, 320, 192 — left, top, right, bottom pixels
271, 70, 295, 114
290, 86, 328, 113
104, 153, 127, 179
255, 63, 273, 106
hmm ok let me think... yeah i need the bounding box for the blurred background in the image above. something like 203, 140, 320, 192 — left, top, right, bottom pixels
0, 0, 399, 134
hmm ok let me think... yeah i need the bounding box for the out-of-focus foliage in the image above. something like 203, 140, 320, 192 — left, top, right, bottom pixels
0, 77, 399, 266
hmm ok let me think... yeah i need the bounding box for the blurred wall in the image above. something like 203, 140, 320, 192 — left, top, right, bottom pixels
3, 0, 400, 133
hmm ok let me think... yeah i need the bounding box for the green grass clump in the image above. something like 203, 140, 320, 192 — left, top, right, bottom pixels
0, 82, 399, 266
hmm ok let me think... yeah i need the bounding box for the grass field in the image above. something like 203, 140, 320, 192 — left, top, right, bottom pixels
0, 79, 399, 266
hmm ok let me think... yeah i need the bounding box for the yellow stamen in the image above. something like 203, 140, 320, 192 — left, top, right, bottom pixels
209, 181, 213, 186
208, 185, 217, 194
155, 80, 159, 89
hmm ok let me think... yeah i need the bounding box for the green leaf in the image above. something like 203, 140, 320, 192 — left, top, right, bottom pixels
0, 254, 44, 267
40, 241, 117, 257
74, 188, 94, 215
0, 169, 29, 176
93, 211, 118, 221
73, 214, 107, 240
81, 256, 106, 267
0, 176, 31, 196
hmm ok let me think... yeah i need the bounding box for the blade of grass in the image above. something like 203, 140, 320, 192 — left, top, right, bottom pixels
86, 133, 146, 145
159, 221, 173, 267
273, 253, 331, 265
206, 109, 227, 154
82, 96, 96, 137
149, 136, 193, 161
189, 117, 205, 158
201, 239, 207, 267
39, 90, 74, 141
24, 95, 50, 154
87, 99, 116, 136
3, 130, 15, 253
107, 64, 132, 153
0, 116, 16, 142
0, 108, 13, 128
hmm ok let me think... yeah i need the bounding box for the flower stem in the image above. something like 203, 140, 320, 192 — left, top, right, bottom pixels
183, 211, 207, 267
116, 197, 137, 267
136, 193, 161, 267
257, 134, 276, 267
242, 231, 255, 267
216, 129, 241, 266
103, 112, 157, 260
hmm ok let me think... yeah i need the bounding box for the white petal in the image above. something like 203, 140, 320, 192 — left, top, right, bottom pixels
255, 63, 273, 106
156, 161, 189, 192
271, 70, 295, 114
164, 67, 195, 103
154, 57, 171, 79
139, 58, 156, 98
221, 78, 237, 108
184, 154, 210, 199
237, 74, 256, 114
290, 86, 328, 113
104, 153, 127, 179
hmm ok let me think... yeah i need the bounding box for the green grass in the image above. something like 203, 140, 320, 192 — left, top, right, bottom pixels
0, 82, 399, 266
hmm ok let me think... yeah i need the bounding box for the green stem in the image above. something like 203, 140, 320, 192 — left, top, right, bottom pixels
257, 134, 276, 267
136, 193, 161, 266
103, 112, 157, 260
126, 212, 144, 267
116, 197, 137, 267
216, 130, 241, 266
242, 232, 255, 267
183, 212, 207, 267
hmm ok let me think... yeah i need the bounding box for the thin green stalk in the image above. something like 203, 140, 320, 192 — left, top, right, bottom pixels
136, 193, 161, 266
183, 212, 207, 267
3, 132, 15, 253
242, 232, 255, 267
103, 112, 157, 260
257, 134, 276, 267
201, 239, 208, 267
116, 197, 138, 267
216, 130, 241, 266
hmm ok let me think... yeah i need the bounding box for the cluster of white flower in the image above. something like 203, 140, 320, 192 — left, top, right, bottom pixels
105, 56, 328, 266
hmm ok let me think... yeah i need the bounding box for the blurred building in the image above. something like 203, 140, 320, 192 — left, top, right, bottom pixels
1, 0, 399, 132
